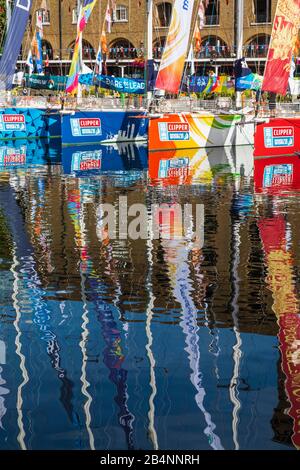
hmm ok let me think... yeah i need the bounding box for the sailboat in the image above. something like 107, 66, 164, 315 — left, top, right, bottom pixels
60, 0, 148, 146
0, 1, 62, 142
147, 0, 255, 152
254, 0, 300, 157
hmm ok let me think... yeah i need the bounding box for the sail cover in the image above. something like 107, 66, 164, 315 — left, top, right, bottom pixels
155, 0, 195, 94
66, 0, 98, 94
262, 0, 300, 95
0, 0, 33, 90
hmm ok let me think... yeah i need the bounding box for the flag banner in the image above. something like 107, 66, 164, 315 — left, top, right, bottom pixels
234, 57, 254, 91
26, 50, 34, 75
79, 73, 146, 94
188, 76, 209, 92
155, 0, 195, 94
235, 73, 263, 91
0, 0, 33, 90
147, 59, 158, 91
35, 10, 44, 74
25, 74, 67, 90
262, 0, 300, 95
66, 0, 98, 94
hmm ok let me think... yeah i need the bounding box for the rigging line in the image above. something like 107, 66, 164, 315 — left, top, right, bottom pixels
11, 244, 28, 451
145, 221, 159, 450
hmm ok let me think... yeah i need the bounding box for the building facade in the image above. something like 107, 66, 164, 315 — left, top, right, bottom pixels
20, 0, 276, 74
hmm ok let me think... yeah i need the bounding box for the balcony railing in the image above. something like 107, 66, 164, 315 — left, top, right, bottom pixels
14, 43, 270, 65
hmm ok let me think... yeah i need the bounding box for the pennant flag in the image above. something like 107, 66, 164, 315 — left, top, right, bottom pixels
194, 21, 201, 54
262, 0, 300, 95
0, 0, 33, 90
26, 50, 34, 75
234, 57, 253, 91
155, 0, 195, 94
187, 45, 195, 76
66, 0, 98, 94
105, 1, 112, 33
35, 11, 44, 74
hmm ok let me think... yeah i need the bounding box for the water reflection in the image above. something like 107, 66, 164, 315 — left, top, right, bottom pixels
0, 141, 299, 449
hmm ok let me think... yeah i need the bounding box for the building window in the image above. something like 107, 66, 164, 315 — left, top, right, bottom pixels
253, 0, 271, 23
36, 9, 50, 25
156, 2, 172, 27
113, 5, 128, 22
72, 8, 79, 24
205, 0, 220, 26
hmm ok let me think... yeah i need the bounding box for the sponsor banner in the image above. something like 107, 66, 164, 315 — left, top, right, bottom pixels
25, 74, 67, 90
235, 73, 262, 91
189, 76, 209, 93
71, 150, 102, 172
158, 157, 189, 178
158, 122, 190, 141
70, 117, 102, 137
0, 145, 26, 167
155, 0, 195, 94
264, 126, 294, 147
79, 73, 146, 94
0, 0, 33, 90
262, 0, 300, 94
0, 114, 26, 132
263, 164, 293, 188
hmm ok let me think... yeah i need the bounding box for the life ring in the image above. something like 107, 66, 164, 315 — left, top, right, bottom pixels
23, 88, 28, 95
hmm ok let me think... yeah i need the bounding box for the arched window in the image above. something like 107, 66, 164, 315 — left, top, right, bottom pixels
205, 0, 220, 26
246, 34, 270, 57
109, 39, 136, 59
253, 0, 271, 23
42, 40, 53, 60
156, 2, 172, 27
113, 5, 128, 22
68, 40, 95, 60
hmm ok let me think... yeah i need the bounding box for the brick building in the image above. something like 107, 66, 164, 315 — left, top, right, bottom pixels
21, 0, 277, 75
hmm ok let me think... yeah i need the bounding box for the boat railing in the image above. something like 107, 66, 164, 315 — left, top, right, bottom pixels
64, 96, 147, 111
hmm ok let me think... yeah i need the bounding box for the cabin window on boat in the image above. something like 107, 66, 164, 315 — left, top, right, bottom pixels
36, 9, 50, 25
204, 0, 220, 26
253, 0, 271, 23
156, 2, 172, 27
113, 5, 128, 22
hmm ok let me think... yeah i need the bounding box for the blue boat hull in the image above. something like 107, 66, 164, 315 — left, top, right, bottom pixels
0, 108, 61, 140
61, 110, 148, 146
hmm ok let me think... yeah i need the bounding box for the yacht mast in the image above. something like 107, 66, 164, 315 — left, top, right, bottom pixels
147, 0, 153, 62
235, 0, 244, 108
146, 0, 153, 102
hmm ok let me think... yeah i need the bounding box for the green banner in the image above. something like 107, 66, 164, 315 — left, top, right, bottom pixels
25, 74, 67, 91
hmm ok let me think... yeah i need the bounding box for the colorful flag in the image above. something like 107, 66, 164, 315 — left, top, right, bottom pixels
26, 50, 34, 75
35, 10, 44, 74
194, 20, 201, 53
0, 0, 33, 90
66, 0, 98, 94
155, 0, 195, 94
262, 0, 300, 95
105, 1, 112, 33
